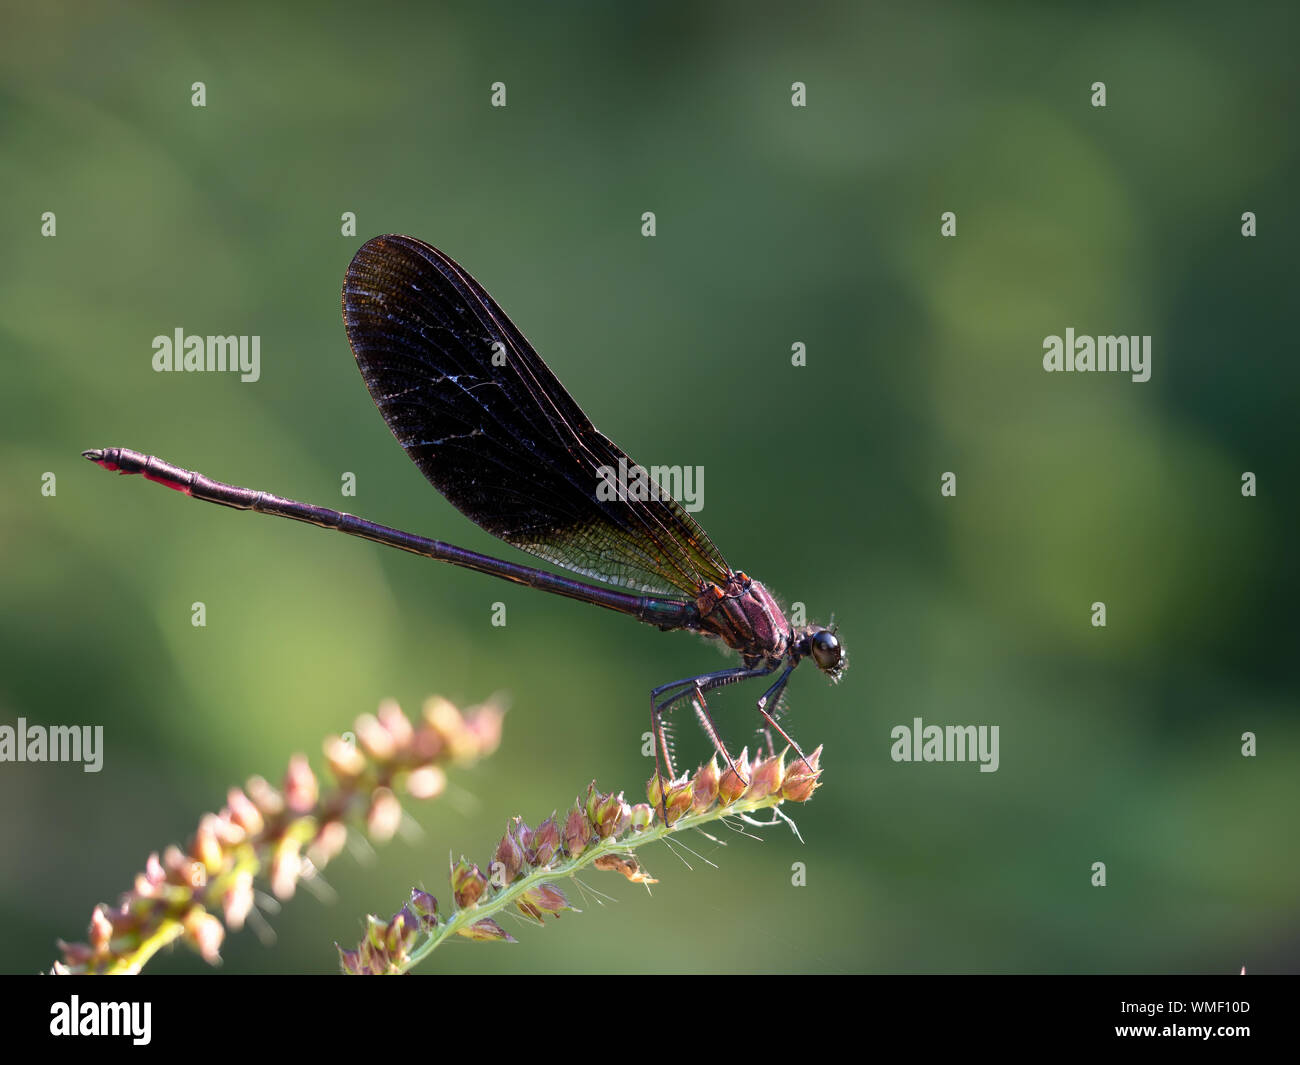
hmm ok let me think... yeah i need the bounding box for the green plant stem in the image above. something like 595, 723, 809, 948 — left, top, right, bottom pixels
105, 921, 186, 975
400, 790, 789, 972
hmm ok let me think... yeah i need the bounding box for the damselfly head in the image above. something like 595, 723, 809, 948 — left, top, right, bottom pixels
798, 626, 845, 679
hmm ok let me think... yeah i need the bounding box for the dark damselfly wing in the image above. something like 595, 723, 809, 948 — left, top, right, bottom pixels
342, 234, 731, 598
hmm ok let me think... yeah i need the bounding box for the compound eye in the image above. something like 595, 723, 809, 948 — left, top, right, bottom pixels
810, 630, 842, 672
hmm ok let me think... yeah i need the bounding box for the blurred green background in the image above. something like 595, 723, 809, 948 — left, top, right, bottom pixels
1, 1, 1296, 974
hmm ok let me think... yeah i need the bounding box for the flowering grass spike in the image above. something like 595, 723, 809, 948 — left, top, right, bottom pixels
340, 744, 824, 974
53, 696, 503, 975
